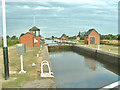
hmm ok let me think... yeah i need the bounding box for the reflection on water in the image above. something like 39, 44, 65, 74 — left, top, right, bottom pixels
84, 57, 98, 71
49, 51, 119, 88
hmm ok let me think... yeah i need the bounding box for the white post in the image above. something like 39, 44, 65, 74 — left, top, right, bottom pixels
21, 55, 23, 71
97, 45, 100, 50
2, 0, 7, 47
2, 0, 9, 80
19, 55, 26, 73
37, 54, 39, 57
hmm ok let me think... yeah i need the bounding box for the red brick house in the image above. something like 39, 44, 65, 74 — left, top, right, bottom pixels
61, 34, 67, 40
61, 36, 67, 40
76, 36, 80, 40
84, 29, 100, 45
20, 26, 41, 47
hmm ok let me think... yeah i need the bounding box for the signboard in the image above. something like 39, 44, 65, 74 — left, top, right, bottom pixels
16, 44, 26, 55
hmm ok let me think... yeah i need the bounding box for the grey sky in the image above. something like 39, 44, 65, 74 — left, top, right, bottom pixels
0, 0, 119, 38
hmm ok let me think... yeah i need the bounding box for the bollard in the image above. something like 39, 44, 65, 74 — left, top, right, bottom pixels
37, 54, 39, 57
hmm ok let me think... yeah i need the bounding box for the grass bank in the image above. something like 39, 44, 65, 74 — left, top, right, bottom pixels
2, 46, 43, 88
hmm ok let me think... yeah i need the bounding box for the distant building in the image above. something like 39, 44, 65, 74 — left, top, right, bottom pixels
76, 36, 80, 40
61, 36, 67, 40
76, 32, 81, 40
61, 34, 67, 40
84, 29, 100, 45
20, 26, 41, 47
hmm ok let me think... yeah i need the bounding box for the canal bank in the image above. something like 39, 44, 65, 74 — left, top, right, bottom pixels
23, 46, 56, 88
48, 45, 120, 66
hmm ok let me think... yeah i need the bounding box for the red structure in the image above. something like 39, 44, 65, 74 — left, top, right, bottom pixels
61, 36, 67, 40
76, 36, 80, 40
20, 26, 41, 47
84, 29, 100, 45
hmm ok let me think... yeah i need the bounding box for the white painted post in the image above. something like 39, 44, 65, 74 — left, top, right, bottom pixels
2, 0, 7, 47
37, 54, 39, 57
21, 55, 23, 71
2, 0, 9, 80
97, 45, 100, 50
19, 55, 26, 73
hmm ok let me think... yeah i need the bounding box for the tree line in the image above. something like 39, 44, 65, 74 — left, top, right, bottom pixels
1, 35, 19, 47
49, 32, 119, 40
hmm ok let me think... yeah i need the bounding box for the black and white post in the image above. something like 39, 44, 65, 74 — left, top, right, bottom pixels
2, 0, 9, 80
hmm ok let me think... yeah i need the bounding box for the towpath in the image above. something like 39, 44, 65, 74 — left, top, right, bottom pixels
23, 45, 56, 88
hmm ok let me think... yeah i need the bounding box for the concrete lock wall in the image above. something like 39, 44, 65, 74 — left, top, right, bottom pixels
48, 45, 120, 66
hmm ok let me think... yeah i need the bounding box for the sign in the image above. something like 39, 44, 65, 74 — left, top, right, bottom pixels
16, 44, 26, 55
16, 44, 26, 73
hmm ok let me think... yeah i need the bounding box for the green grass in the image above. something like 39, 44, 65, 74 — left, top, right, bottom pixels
2, 46, 43, 88
2, 74, 35, 88
82, 44, 119, 53
1, 39, 19, 47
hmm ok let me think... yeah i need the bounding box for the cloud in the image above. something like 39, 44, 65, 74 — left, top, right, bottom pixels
57, 7, 64, 11
35, 6, 50, 10
6, 0, 116, 5
34, 6, 64, 11
16, 5, 31, 9
23, 5, 30, 9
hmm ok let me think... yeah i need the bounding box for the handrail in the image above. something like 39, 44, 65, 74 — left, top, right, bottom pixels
41, 60, 54, 77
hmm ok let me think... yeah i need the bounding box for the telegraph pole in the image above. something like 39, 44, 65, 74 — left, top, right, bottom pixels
2, 0, 9, 80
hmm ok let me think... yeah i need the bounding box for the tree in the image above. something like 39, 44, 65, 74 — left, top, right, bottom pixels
11, 35, 18, 40
77, 32, 81, 37
79, 31, 86, 40
7, 35, 10, 39
61, 34, 67, 37
61, 34, 67, 38
20, 33, 25, 37
51, 36, 54, 40
118, 34, 120, 40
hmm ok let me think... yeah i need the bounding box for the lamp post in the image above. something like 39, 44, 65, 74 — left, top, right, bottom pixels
2, 0, 9, 80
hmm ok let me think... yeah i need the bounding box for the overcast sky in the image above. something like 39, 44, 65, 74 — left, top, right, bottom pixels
0, 0, 119, 38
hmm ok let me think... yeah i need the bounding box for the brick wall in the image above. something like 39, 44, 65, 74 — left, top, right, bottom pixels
20, 33, 34, 47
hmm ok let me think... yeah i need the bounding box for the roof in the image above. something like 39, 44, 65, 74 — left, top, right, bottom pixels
84, 29, 99, 36
20, 32, 35, 37
26, 32, 35, 36
29, 26, 40, 31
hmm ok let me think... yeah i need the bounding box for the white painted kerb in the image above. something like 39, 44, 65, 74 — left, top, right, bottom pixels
99, 80, 120, 90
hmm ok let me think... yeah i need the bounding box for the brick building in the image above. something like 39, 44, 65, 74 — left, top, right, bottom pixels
84, 29, 100, 45
20, 26, 41, 47
61, 34, 67, 40
61, 36, 67, 40
76, 36, 80, 40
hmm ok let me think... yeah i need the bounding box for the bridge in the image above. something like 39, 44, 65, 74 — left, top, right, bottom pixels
45, 40, 77, 46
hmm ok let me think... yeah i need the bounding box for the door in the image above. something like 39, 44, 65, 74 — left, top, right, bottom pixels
90, 37, 95, 44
